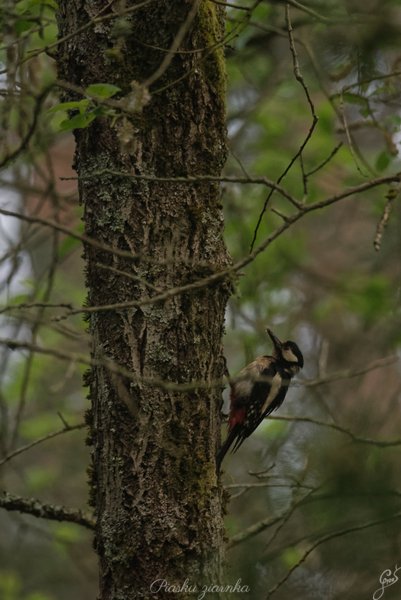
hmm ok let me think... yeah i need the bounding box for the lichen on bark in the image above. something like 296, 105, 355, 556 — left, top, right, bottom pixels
56, 1, 231, 598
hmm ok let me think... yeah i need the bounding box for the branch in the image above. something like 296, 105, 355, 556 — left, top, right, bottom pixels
302, 354, 399, 387
286, 0, 330, 22
143, 0, 201, 88
0, 86, 52, 169
150, 0, 265, 96
211, 0, 250, 9
239, 173, 400, 274
1, 338, 399, 406
0, 336, 226, 393
249, 4, 317, 252
228, 481, 317, 549
265, 512, 401, 598
1, 0, 156, 71
373, 183, 399, 251
305, 142, 343, 177
0, 206, 141, 263
270, 415, 401, 448
0, 491, 95, 530
7, 171, 394, 323
0, 422, 85, 467
60, 171, 299, 205
225, 481, 313, 490
228, 512, 285, 548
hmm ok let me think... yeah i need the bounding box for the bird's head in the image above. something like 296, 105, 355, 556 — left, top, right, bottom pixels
267, 328, 304, 375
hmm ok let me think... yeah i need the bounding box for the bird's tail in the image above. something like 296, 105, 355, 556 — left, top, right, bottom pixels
216, 424, 240, 473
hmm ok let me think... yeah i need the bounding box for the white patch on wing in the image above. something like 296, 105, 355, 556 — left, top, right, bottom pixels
234, 379, 253, 398
282, 348, 298, 363
233, 357, 271, 399
261, 372, 282, 414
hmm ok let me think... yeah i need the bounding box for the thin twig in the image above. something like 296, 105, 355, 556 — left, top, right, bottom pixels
94, 262, 162, 292
338, 93, 372, 178
282, 0, 334, 23
373, 184, 399, 251
0, 206, 141, 262
54, 172, 400, 316
228, 512, 285, 548
0, 86, 52, 169
270, 415, 401, 448
302, 354, 399, 387
143, 0, 201, 88
305, 142, 343, 177
60, 171, 299, 205
265, 512, 401, 598
0, 423, 85, 467
0, 0, 156, 72
249, 4, 318, 252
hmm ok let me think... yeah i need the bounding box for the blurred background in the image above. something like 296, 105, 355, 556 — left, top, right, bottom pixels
1, 0, 401, 598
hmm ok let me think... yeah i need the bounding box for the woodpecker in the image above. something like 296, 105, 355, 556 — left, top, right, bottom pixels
216, 328, 303, 472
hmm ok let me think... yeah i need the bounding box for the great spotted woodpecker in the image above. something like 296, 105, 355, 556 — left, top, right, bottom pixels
216, 328, 303, 472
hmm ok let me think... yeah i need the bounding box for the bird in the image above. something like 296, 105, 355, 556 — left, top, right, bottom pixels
216, 328, 303, 472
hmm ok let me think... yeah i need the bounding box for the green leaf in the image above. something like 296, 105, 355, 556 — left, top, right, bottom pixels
342, 92, 368, 106
359, 106, 371, 118
17, 0, 57, 12
58, 235, 81, 259
14, 19, 34, 34
375, 150, 391, 172
85, 83, 121, 99
7, 293, 30, 306
58, 111, 97, 131
48, 100, 90, 114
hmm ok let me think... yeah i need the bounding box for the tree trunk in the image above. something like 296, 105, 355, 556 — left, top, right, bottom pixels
56, 1, 231, 598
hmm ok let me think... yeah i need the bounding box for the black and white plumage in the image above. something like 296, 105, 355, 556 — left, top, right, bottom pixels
216, 328, 303, 472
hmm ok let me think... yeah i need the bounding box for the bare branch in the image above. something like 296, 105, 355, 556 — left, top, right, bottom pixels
1, 339, 398, 403
94, 262, 162, 293
248, 3, 318, 252
0, 86, 52, 169
143, 0, 201, 88
374, 183, 399, 251
305, 142, 343, 177
303, 354, 399, 387
0, 491, 95, 530
265, 512, 401, 598
0, 206, 140, 262
0, 423, 85, 467
228, 482, 316, 549
0, 0, 156, 71
211, 0, 250, 10
270, 415, 401, 448
60, 171, 299, 205
228, 512, 285, 548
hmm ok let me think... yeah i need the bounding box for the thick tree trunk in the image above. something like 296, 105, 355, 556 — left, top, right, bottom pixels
56, 1, 231, 598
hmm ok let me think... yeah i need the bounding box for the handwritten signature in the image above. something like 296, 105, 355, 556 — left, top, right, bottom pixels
373, 565, 401, 600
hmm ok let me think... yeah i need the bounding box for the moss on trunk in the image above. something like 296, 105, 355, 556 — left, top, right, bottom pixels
56, 1, 231, 598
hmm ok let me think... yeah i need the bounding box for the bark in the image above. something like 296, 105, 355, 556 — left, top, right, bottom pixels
56, 2, 231, 598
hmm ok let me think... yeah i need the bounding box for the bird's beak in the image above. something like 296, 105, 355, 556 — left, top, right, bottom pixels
266, 328, 282, 352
